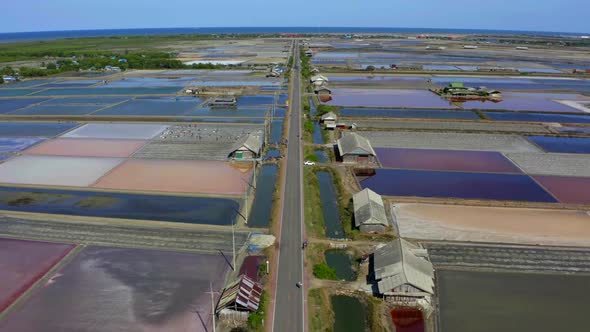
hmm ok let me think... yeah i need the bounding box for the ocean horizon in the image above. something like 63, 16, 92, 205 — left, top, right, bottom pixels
0, 27, 587, 43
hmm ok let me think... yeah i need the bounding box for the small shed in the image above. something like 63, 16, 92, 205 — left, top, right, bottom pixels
216, 274, 262, 314
209, 96, 237, 107
353, 188, 389, 233
315, 87, 332, 95
310, 74, 329, 84
373, 238, 434, 301
229, 132, 263, 160
320, 111, 338, 127
336, 132, 377, 165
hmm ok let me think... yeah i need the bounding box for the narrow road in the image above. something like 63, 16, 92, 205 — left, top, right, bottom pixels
272, 41, 305, 332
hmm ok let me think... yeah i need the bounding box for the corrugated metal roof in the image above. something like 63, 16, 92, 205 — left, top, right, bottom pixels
321, 111, 337, 121
216, 274, 262, 313
373, 238, 434, 294
231, 130, 263, 155
337, 132, 376, 156
353, 188, 388, 228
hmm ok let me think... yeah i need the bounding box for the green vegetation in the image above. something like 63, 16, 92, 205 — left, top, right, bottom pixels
313, 263, 338, 280
0, 34, 261, 63
316, 104, 338, 117
0, 35, 252, 77
365, 295, 387, 332
304, 167, 326, 238
299, 49, 312, 79
0, 76, 3, 84
247, 291, 268, 331
304, 146, 319, 163
308, 288, 335, 332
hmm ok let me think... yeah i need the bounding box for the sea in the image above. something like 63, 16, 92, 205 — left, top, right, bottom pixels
0, 27, 586, 43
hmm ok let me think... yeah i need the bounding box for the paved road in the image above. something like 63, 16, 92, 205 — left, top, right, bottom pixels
273, 41, 305, 332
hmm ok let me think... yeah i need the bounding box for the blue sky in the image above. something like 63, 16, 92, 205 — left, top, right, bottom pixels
1, 0, 588, 34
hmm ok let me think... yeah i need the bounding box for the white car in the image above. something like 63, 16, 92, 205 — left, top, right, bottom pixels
304, 161, 315, 166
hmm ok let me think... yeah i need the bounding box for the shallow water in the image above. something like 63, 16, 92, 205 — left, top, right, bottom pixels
270, 120, 284, 144
485, 111, 590, 124
360, 169, 556, 202
331, 295, 365, 332
340, 107, 479, 120
0, 186, 239, 224
317, 171, 344, 238
325, 250, 355, 281
248, 164, 278, 228
438, 269, 590, 332
313, 122, 324, 144
314, 150, 328, 162
390, 308, 424, 332
0, 122, 78, 137
527, 136, 590, 153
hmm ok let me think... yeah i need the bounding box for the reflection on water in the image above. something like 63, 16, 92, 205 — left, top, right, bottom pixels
0, 186, 239, 225
317, 172, 344, 238
390, 307, 424, 332
331, 295, 365, 332
248, 164, 278, 228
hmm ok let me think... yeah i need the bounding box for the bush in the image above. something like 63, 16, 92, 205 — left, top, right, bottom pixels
305, 154, 318, 162
303, 120, 315, 135
316, 104, 337, 117
248, 312, 264, 330
313, 263, 338, 280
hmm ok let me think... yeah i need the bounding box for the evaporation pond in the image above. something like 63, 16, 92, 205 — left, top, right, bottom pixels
485, 111, 590, 124
438, 269, 590, 332
13, 104, 104, 115
0, 89, 40, 97
325, 250, 355, 281
248, 164, 278, 228
33, 87, 181, 96
0, 238, 74, 313
63, 123, 168, 139
24, 138, 147, 158
185, 107, 269, 118
0, 122, 79, 137
0, 246, 231, 332
270, 120, 284, 144
331, 295, 366, 332
95, 98, 202, 116
458, 93, 585, 113
527, 136, 590, 153
375, 148, 521, 173
93, 159, 252, 195
324, 88, 458, 108
0, 186, 240, 225
0, 98, 49, 113
236, 95, 275, 106
0, 137, 45, 153
317, 171, 344, 238
0, 155, 123, 187
340, 108, 479, 120
360, 169, 556, 202
533, 175, 590, 205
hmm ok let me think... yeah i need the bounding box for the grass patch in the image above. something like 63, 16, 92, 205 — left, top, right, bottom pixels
247, 291, 268, 331
308, 288, 335, 332
313, 263, 338, 280
304, 167, 326, 238
304, 145, 319, 162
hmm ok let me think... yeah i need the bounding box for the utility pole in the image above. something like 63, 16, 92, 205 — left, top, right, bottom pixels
231, 219, 236, 271
206, 282, 217, 332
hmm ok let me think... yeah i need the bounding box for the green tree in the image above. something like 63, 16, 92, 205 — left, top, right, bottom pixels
313, 263, 338, 280
46, 63, 57, 70
0, 76, 3, 84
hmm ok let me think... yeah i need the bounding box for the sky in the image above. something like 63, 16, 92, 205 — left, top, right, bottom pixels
0, 0, 588, 34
